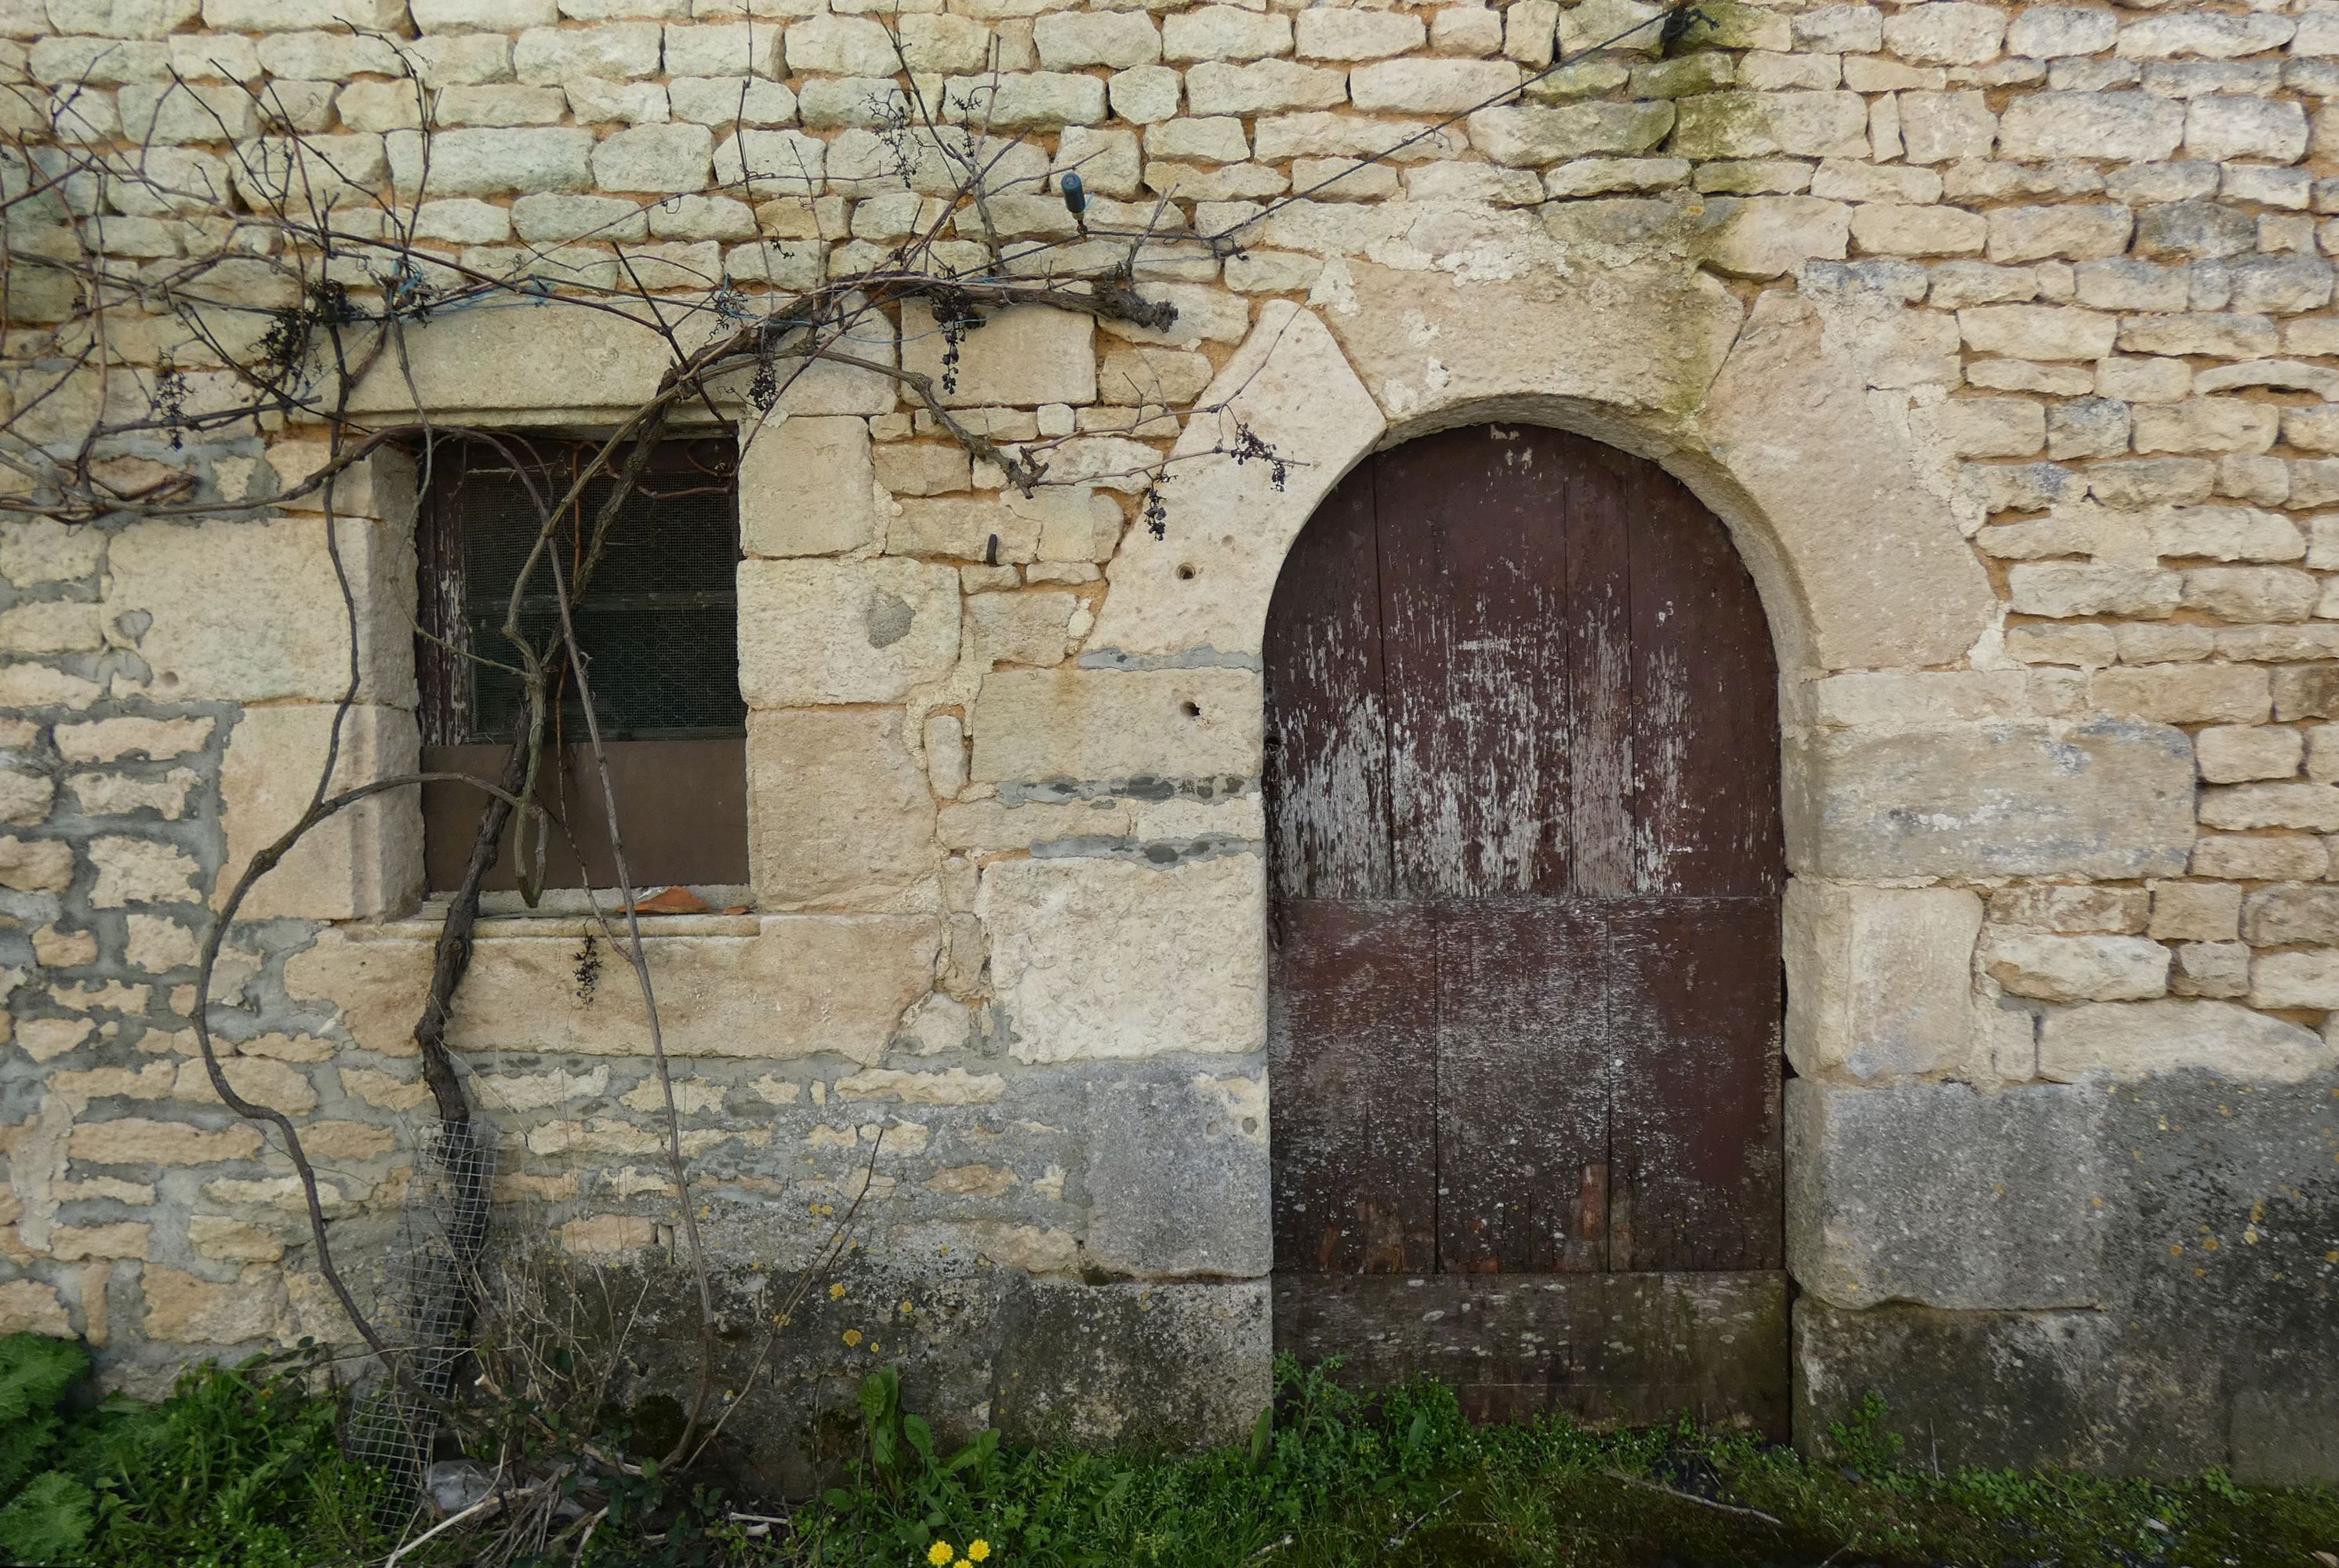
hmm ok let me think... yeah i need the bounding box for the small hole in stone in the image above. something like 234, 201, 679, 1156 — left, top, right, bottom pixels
1180, 701, 1200, 718
1175, 563, 1197, 580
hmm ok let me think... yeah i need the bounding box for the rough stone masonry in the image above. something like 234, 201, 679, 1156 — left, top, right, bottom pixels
0, 0, 2337, 1488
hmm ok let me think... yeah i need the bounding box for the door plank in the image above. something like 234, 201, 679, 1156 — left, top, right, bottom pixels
1434, 900, 1608, 1275
1626, 465, 1782, 898
1274, 1271, 1790, 1434
1377, 427, 1571, 898
1265, 463, 1392, 901
1557, 431, 1636, 900
1269, 899, 1440, 1275
1606, 898, 1784, 1272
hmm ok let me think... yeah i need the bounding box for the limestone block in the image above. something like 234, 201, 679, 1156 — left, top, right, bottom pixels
2089, 664, 2269, 724
2194, 724, 2302, 782
888, 496, 1038, 561
141, 1263, 285, 1344
2007, 564, 2181, 618
1898, 89, 1996, 164
942, 72, 1106, 129
0, 520, 104, 587
1163, 6, 1283, 63
1466, 100, 1674, 164
969, 667, 1262, 782
873, 443, 972, 499
1957, 305, 2117, 361
105, 516, 413, 705
746, 708, 936, 912
739, 416, 877, 557
2039, 1000, 2334, 1083
1783, 880, 1985, 1083
1351, 57, 1520, 113
2241, 882, 2339, 945
1789, 1080, 2109, 1309
1109, 64, 1180, 122
590, 122, 714, 192
1848, 202, 1984, 256
53, 716, 212, 762
1095, 302, 1382, 657
88, 837, 201, 906
2173, 942, 2246, 1000
1881, 1, 2004, 64
1694, 195, 1850, 278
2191, 834, 2324, 881
710, 129, 826, 197
2199, 782, 2339, 831
966, 590, 1081, 666
0, 1282, 68, 1338
1982, 932, 2170, 1003
784, 14, 899, 75
293, 917, 936, 1062
1918, 397, 2046, 457
1298, 9, 1423, 59
67, 1117, 262, 1164
979, 853, 1263, 1062
2183, 566, 2318, 622
0, 836, 74, 892
2250, 950, 2339, 1011
1253, 111, 1466, 162
218, 703, 421, 920
385, 127, 596, 195
736, 558, 960, 706
1084, 1072, 1269, 1278
1790, 720, 2196, 880
1998, 93, 2184, 162
937, 797, 1134, 852
1669, 90, 1869, 159
173, 1056, 318, 1114
1695, 289, 1996, 669
899, 303, 1095, 408
1184, 60, 1348, 116
2147, 882, 2241, 942
2185, 96, 2308, 164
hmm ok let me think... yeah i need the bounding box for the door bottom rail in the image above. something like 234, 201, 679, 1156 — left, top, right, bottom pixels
1273, 1270, 1789, 1434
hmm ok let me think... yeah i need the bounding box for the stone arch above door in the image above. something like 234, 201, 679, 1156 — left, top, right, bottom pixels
1088, 264, 1999, 680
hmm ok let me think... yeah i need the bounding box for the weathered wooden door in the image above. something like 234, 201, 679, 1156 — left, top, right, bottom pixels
1266, 424, 1788, 1432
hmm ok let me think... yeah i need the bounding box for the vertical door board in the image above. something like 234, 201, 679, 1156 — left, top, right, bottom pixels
1269, 900, 1440, 1275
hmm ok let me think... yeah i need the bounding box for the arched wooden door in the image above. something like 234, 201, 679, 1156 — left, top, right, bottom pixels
1265, 424, 1788, 1432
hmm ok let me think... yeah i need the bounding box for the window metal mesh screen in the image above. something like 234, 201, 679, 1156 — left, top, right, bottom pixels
418, 437, 744, 746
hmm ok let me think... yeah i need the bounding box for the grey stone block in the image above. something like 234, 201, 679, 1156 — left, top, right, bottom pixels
991, 1278, 1269, 1448
1083, 1068, 1272, 1279
1793, 1300, 2226, 1475
1788, 1080, 2111, 1309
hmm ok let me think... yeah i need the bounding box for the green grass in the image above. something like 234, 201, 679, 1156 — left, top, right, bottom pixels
0, 1336, 2329, 1567
0, 1334, 392, 1568
785, 1368, 2339, 1568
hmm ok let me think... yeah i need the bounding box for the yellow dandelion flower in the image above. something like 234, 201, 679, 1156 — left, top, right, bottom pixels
957, 1559, 972, 1568
927, 1542, 954, 1566
829, 1282, 847, 1299
968, 1541, 991, 1562
842, 1328, 863, 1347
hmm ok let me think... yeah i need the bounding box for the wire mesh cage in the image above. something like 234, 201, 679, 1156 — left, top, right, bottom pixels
346, 1120, 499, 1504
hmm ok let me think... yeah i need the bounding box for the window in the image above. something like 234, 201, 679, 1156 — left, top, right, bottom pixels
414, 436, 749, 895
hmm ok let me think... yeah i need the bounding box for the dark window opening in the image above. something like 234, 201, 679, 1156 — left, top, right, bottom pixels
414, 435, 750, 895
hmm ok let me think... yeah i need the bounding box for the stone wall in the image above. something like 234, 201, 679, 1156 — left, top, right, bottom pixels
2, 0, 2337, 1483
